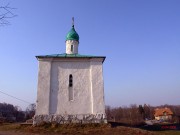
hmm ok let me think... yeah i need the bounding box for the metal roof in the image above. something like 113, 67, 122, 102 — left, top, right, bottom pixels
36, 53, 106, 62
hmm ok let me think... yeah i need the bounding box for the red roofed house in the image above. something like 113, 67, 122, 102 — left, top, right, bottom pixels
154, 108, 173, 121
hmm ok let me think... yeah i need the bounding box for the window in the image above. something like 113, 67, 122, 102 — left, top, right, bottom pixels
71, 45, 73, 52
69, 74, 73, 87
69, 74, 73, 101
163, 112, 167, 116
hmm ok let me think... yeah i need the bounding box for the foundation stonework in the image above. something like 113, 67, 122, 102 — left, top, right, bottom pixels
33, 114, 107, 125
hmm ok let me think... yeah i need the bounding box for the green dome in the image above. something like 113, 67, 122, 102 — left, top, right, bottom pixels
66, 25, 79, 41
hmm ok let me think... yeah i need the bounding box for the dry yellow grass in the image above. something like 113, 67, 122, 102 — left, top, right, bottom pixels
0, 123, 179, 135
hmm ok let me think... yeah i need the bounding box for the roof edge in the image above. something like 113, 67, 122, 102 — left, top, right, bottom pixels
35, 54, 106, 63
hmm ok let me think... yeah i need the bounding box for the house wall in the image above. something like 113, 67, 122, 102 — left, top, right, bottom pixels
50, 60, 91, 114
35, 58, 105, 116
36, 60, 52, 115
155, 115, 172, 121
90, 60, 105, 114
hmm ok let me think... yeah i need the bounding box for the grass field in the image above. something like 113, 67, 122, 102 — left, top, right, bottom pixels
0, 123, 180, 135
154, 131, 180, 135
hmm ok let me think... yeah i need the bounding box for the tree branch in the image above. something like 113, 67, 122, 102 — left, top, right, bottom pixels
0, 3, 17, 26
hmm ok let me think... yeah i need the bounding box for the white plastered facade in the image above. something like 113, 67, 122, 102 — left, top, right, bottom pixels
36, 58, 105, 116
66, 40, 79, 54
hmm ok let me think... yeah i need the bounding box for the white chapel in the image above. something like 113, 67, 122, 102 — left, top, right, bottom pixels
33, 19, 106, 124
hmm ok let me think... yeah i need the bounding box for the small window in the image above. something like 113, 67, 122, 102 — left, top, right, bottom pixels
69, 74, 73, 87
163, 112, 167, 116
69, 74, 73, 101
71, 45, 73, 52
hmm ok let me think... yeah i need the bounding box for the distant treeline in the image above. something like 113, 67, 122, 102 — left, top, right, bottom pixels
105, 104, 180, 126
0, 103, 35, 122
1, 102, 180, 125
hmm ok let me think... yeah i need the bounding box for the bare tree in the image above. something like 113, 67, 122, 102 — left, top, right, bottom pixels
0, 2, 16, 26
0, 103, 25, 122
26, 103, 36, 119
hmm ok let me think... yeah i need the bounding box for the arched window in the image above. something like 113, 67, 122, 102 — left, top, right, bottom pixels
71, 45, 73, 52
69, 74, 73, 101
69, 74, 73, 87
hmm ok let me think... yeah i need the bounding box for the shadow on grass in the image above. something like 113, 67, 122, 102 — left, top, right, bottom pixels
140, 124, 180, 131
108, 121, 180, 131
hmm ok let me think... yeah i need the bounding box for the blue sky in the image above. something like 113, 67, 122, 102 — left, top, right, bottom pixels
0, 0, 180, 110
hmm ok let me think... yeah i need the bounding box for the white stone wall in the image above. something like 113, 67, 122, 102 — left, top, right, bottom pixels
36, 58, 105, 117
33, 114, 106, 125
66, 40, 79, 54
90, 60, 105, 114
36, 60, 52, 115
50, 61, 91, 115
